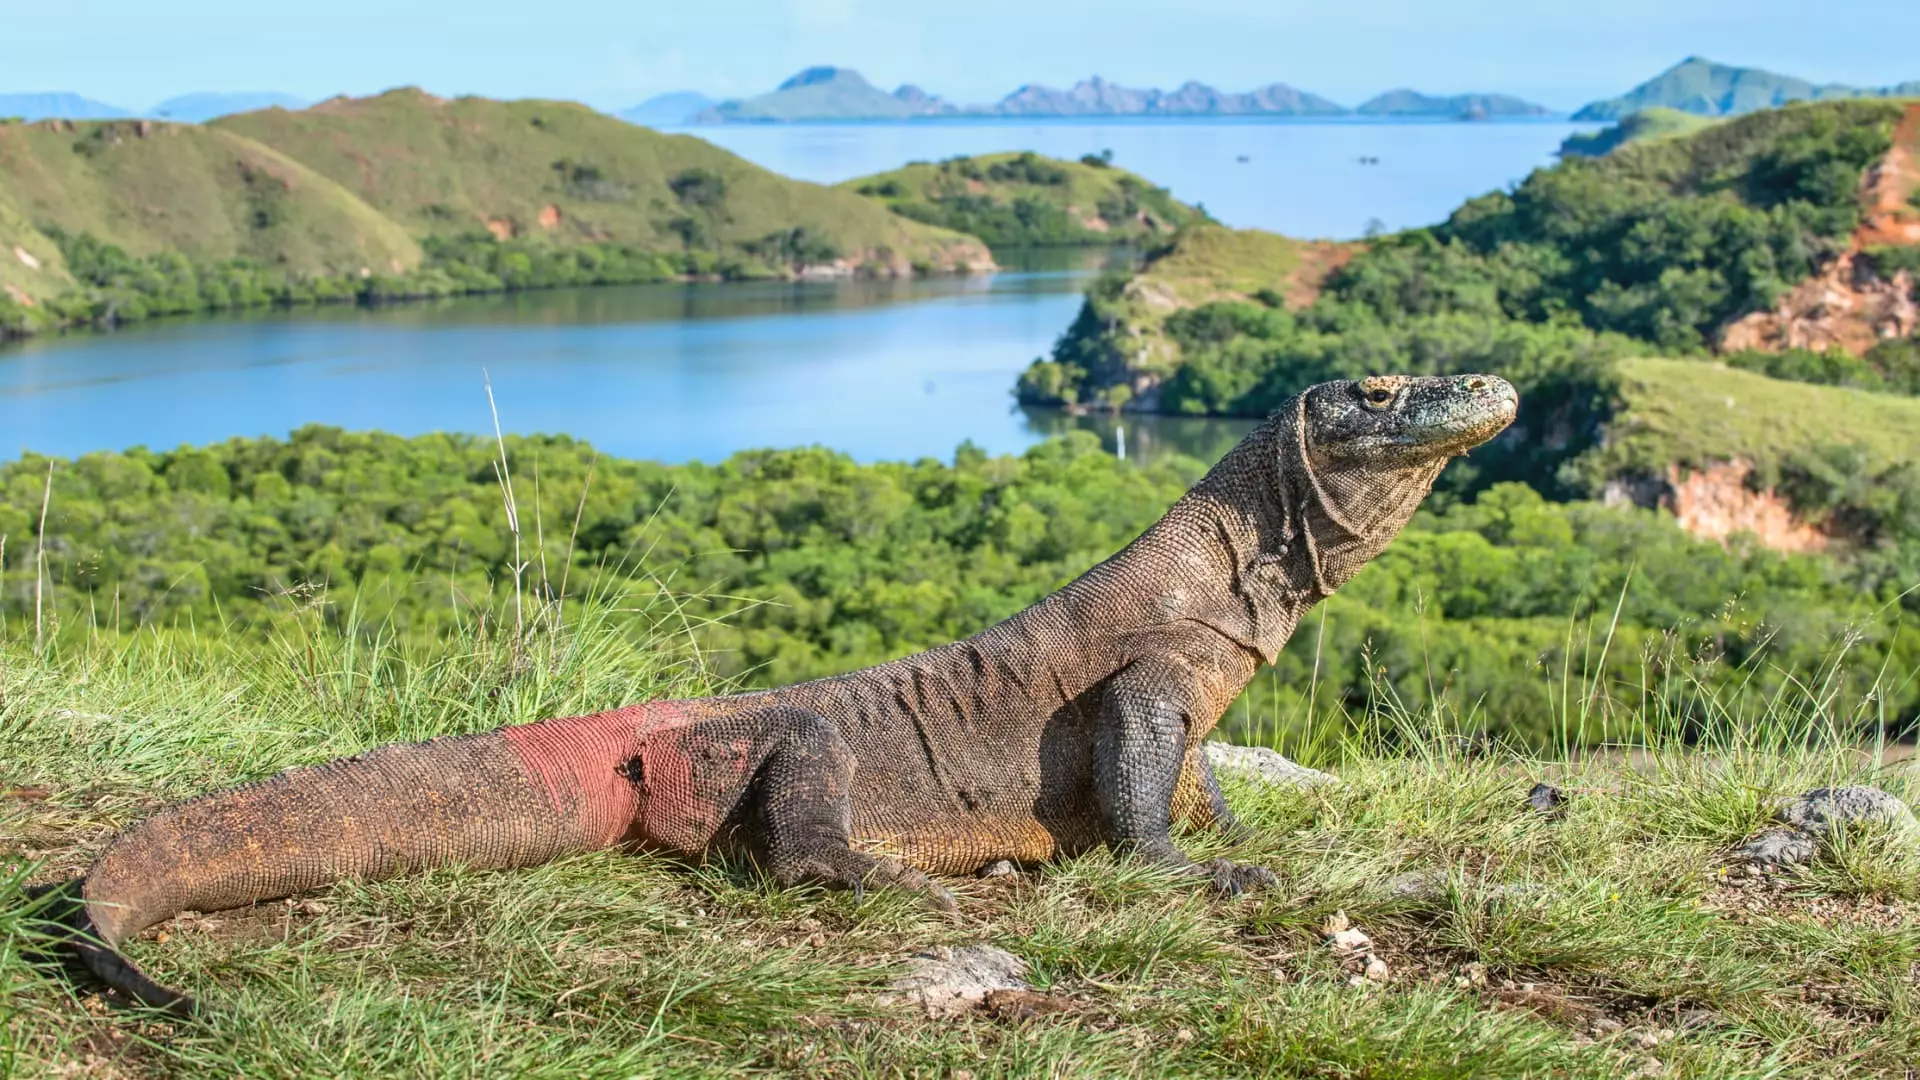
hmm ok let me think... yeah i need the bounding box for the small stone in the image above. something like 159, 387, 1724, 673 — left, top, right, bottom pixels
1630, 1029, 1662, 1050
1346, 973, 1368, 988
1741, 826, 1817, 867
953, 1071, 975, 1080
1327, 928, 1372, 953
1525, 782, 1566, 814
978, 860, 1018, 878
1592, 1016, 1624, 1034
1461, 962, 1489, 988
1362, 955, 1389, 982
297, 899, 329, 915
808, 933, 827, 948
1174, 1028, 1195, 1043
1203, 742, 1339, 788
1321, 910, 1351, 935
880, 944, 1030, 1017
1381, 868, 1448, 902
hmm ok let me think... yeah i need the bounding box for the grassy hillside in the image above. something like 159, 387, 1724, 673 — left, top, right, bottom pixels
843, 151, 1205, 248
0, 117, 422, 278
1018, 225, 1354, 409
1592, 357, 1920, 482
0, 192, 72, 305
1558, 107, 1719, 158
215, 89, 988, 275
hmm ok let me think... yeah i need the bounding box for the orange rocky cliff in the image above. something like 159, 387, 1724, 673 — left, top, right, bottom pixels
1720, 102, 1920, 356
1605, 460, 1828, 553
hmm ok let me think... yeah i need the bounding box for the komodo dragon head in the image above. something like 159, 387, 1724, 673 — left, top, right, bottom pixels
1260, 373, 1518, 605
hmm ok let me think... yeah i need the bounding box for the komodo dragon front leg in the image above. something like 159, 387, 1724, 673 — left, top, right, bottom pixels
1094, 644, 1277, 894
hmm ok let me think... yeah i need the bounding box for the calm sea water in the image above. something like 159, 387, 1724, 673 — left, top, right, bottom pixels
2, 121, 1592, 463
0, 263, 1252, 465
691, 118, 1596, 239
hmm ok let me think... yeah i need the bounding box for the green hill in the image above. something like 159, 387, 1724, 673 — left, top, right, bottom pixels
1574, 56, 1920, 122
214, 89, 989, 275
842, 151, 1206, 248
0, 192, 72, 306
0, 116, 422, 284
1020, 99, 1919, 501
1558, 107, 1719, 158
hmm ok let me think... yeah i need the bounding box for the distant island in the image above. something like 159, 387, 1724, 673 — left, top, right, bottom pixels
619, 91, 719, 127
634, 67, 1555, 125
1573, 56, 1920, 121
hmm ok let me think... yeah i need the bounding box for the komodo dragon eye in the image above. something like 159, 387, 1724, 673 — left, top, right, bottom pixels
1358, 380, 1398, 409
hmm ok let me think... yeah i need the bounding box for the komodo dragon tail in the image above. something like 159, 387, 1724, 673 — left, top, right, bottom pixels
78, 708, 653, 1016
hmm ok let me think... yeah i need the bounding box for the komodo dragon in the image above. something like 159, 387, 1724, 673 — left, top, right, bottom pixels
75, 373, 1517, 1015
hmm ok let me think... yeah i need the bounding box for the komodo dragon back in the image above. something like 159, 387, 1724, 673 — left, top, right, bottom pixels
74, 373, 1517, 1015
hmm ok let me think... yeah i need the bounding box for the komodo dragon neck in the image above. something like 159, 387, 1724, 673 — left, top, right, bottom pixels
1036, 396, 1406, 666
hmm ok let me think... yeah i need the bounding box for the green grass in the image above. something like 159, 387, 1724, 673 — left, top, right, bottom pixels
0, 118, 422, 283
841, 151, 1205, 247
1591, 356, 1920, 480
4, 596, 1918, 1077
213, 90, 989, 274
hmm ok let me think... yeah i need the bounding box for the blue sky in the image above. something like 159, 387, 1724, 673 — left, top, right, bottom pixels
4, 0, 1918, 113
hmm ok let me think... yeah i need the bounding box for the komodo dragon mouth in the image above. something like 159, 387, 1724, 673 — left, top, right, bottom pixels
70, 373, 1516, 1017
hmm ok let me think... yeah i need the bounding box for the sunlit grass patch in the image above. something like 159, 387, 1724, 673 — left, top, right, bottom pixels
5, 595, 1920, 1076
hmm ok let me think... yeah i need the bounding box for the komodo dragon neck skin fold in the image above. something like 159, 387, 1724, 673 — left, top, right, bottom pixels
76, 373, 1517, 1015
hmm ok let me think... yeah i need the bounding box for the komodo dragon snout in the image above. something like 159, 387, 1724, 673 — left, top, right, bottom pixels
72, 373, 1517, 1016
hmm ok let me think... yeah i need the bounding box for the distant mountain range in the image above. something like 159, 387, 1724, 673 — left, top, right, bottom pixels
0, 91, 308, 123
151, 92, 309, 122
1573, 56, 1920, 121
635, 67, 1554, 126
0, 92, 130, 120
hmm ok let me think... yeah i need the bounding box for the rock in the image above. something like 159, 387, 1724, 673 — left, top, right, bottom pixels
1525, 783, 1566, 815
1742, 826, 1818, 867
1204, 742, 1337, 788
880, 944, 1030, 1017
1775, 786, 1919, 840
1740, 787, 1918, 868
1361, 954, 1390, 982
978, 859, 1018, 878
1382, 869, 1449, 902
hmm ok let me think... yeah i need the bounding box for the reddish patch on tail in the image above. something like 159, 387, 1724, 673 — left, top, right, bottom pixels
501, 702, 690, 850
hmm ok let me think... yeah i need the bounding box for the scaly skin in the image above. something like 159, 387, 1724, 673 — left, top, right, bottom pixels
76, 373, 1517, 1015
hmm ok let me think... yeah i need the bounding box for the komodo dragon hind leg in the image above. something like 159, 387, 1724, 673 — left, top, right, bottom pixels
1096, 662, 1277, 896
752, 707, 958, 912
